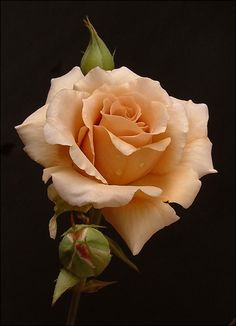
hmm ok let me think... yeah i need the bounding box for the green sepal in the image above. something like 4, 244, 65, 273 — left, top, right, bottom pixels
82, 278, 117, 293
106, 236, 139, 273
47, 184, 92, 239
80, 17, 115, 75
52, 269, 79, 306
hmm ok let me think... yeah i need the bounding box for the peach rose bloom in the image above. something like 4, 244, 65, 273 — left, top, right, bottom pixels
15, 66, 216, 254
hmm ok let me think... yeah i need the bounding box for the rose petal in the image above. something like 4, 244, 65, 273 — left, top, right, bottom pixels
109, 96, 142, 121
81, 93, 105, 162
108, 67, 140, 85
185, 100, 209, 142
94, 126, 170, 184
103, 194, 179, 255
44, 89, 107, 184
120, 133, 152, 147
182, 138, 217, 178
130, 93, 169, 134
103, 128, 138, 156
80, 131, 94, 164
46, 66, 83, 103
48, 167, 161, 210
171, 97, 209, 142
69, 144, 107, 184
152, 101, 189, 174
134, 167, 201, 209
15, 105, 70, 167
74, 66, 139, 94
100, 97, 169, 137
100, 114, 143, 137
77, 126, 88, 146
129, 77, 171, 105
101, 126, 170, 157
144, 137, 171, 151
43, 166, 63, 183
44, 89, 85, 145
144, 101, 169, 134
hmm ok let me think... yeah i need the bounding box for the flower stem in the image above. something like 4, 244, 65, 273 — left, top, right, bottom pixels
92, 209, 102, 225
66, 278, 86, 326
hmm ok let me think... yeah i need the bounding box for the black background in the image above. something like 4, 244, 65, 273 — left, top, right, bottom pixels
1, 1, 235, 325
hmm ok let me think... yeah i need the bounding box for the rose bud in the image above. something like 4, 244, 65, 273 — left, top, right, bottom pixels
59, 225, 111, 278
80, 17, 114, 75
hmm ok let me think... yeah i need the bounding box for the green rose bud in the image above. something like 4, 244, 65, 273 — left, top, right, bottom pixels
59, 225, 111, 278
80, 17, 115, 75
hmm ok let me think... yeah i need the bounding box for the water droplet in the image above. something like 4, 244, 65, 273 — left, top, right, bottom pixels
115, 169, 122, 176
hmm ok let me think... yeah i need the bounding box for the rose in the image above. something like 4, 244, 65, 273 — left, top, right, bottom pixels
15, 66, 216, 255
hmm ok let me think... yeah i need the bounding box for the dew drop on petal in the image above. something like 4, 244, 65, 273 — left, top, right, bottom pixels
115, 169, 122, 176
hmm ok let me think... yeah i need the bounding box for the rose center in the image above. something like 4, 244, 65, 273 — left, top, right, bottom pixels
101, 96, 142, 122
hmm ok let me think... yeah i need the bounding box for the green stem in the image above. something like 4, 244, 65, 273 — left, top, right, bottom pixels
66, 278, 86, 326
92, 209, 102, 225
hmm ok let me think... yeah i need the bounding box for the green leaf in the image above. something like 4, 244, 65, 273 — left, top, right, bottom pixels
52, 269, 79, 305
82, 279, 117, 293
106, 236, 139, 273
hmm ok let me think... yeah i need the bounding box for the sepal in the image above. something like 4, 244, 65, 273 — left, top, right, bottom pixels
82, 278, 117, 293
106, 236, 139, 272
52, 269, 79, 305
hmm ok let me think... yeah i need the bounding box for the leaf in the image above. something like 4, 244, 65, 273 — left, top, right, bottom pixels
52, 269, 79, 305
106, 236, 139, 273
82, 279, 117, 293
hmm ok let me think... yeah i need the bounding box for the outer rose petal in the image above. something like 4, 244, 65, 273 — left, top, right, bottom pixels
129, 77, 171, 105
15, 105, 70, 167
102, 194, 179, 255
185, 101, 209, 142
182, 138, 217, 178
46, 66, 83, 103
44, 89, 85, 145
48, 167, 162, 209
44, 89, 107, 184
134, 167, 202, 208
152, 101, 189, 174
171, 97, 209, 142
74, 66, 139, 93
